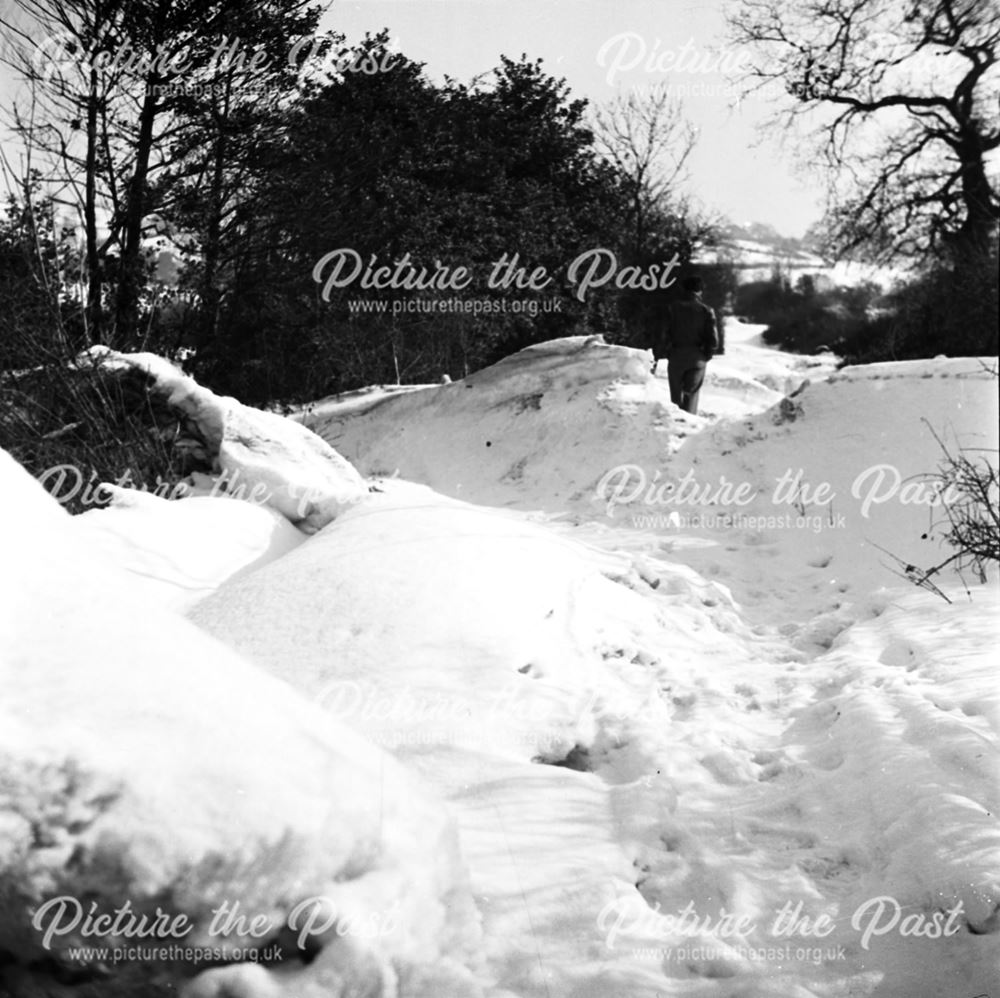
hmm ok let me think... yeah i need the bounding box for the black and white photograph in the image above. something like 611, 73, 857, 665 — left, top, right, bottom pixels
0, 0, 997, 995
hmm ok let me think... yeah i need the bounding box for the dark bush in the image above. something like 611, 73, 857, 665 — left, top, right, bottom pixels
1, 361, 204, 514
762, 300, 869, 355
840, 248, 999, 362
0, 192, 196, 511
734, 278, 793, 326
752, 275, 881, 355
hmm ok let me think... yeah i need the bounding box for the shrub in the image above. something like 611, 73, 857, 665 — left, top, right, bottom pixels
887, 410, 1000, 601
762, 300, 869, 355
0, 191, 194, 512
921, 415, 999, 586
841, 247, 999, 363
1, 361, 203, 514
757, 279, 881, 355
734, 278, 791, 326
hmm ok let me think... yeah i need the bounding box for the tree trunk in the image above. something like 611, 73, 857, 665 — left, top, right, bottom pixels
113, 84, 159, 345
196, 102, 231, 358
84, 65, 102, 343
955, 131, 998, 261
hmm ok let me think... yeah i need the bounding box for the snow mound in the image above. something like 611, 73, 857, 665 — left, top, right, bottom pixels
189, 478, 695, 766
81, 347, 368, 532
0, 449, 483, 998
304, 336, 702, 511
663, 355, 999, 621
72, 486, 307, 611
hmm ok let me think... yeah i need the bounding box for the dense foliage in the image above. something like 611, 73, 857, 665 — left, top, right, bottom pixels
749, 252, 999, 363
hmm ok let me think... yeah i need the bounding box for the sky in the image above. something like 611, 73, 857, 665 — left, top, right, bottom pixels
0, 0, 825, 237
318, 0, 824, 236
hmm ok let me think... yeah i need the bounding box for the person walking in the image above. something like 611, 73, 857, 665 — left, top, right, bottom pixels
652, 276, 720, 416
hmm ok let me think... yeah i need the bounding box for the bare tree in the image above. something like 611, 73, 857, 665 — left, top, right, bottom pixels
729, 0, 999, 263
1, 0, 319, 345
591, 90, 702, 257
2, 0, 135, 340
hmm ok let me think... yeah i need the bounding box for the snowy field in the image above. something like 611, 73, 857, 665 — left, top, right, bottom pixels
1, 322, 997, 998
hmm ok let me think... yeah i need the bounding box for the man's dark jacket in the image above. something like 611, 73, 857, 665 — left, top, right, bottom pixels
653, 296, 721, 360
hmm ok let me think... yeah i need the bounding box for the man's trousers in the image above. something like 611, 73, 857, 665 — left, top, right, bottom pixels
667, 350, 708, 415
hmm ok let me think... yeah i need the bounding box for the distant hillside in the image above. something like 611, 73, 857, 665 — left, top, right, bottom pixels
720, 219, 824, 256
697, 219, 830, 281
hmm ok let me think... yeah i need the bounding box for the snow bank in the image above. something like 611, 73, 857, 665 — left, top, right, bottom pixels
303, 336, 698, 511
81, 347, 368, 531
0, 449, 483, 997
303, 331, 833, 513
71, 485, 307, 611
662, 355, 999, 630
267, 338, 998, 997
189, 479, 691, 765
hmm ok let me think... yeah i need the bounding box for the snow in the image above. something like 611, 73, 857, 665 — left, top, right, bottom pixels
0, 451, 483, 996
634, 352, 996, 638
71, 485, 307, 611
3, 321, 998, 997
80, 345, 369, 532
293, 324, 998, 996
303, 329, 836, 513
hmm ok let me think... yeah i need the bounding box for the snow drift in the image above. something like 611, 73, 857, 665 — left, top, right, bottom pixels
301, 335, 699, 511
300, 329, 835, 512
72, 484, 307, 611
81, 346, 368, 532
189, 478, 750, 770
0, 449, 483, 998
